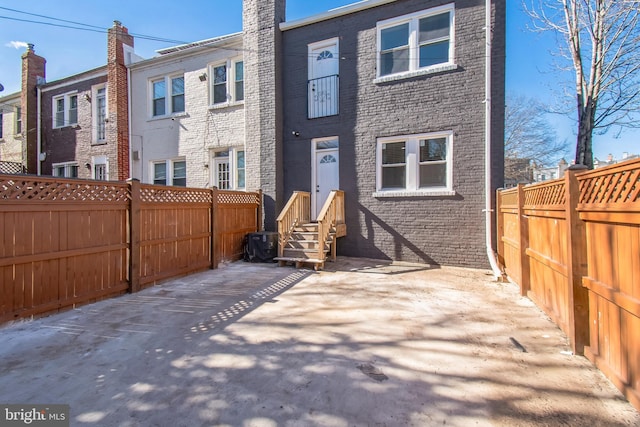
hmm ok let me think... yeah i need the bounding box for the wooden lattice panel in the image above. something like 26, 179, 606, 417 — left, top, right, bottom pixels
140, 185, 212, 204
523, 179, 566, 207
0, 175, 129, 202
578, 162, 640, 205
217, 191, 259, 205
0, 161, 26, 175
499, 188, 518, 207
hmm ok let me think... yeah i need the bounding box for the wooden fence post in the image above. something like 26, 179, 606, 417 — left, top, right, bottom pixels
211, 187, 219, 270
128, 179, 141, 293
257, 189, 263, 232
565, 165, 590, 355
496, 188, 505, 269
517, 184, 530, 296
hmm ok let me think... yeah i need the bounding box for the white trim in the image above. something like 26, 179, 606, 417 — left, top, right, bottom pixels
375, 131, 453, 195
149, 158, 186, 186
148, 73, 185, 119
52, 92, 79, 129
281, 0, 398, 31
208, 56, 244, 107
376, 3, 455, 79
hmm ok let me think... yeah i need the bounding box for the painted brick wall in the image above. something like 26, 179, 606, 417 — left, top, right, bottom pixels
243, 0, 286, 231
0, 95, 23, 164
281, 0, 506, 268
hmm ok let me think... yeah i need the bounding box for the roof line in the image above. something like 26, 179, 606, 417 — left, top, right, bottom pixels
281, 0, 397, 31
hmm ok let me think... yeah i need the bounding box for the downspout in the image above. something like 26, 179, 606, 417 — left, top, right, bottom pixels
36, 86, 41, 176
484, 0, 502, 277
127, 66, 133, 179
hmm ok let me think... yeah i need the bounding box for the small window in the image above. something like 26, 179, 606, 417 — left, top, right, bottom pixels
213, 65, 227, 104
52, 162, 79, 178
210, 58, 244, 106
152, 80, 166, 116
153, 162, 167, 185
171, 77, 185, 113
381, 142, 406, 189
52, 93, 78, 128
377, 5, 453, 78
235, 61, 244, 102
236, 150, 245, 189
152, 159, 186, 186
173, 160, 186, 187
95, 87, 107, 142
15, 106, 22, 134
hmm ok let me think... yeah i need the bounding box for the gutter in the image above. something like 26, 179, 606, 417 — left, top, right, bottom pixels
484, 0, 502, 278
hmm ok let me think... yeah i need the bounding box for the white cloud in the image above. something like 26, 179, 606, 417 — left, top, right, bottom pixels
6, 41, 28, 49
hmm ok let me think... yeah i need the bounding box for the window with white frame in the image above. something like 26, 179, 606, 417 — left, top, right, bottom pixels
15, 106, 22, 134
52, 93, 78, 128
376, 131, 452, 195
377, 4, 454, 78
151, 159, 186, 186
211, 148, 245, 190
210, 58, 244, 106
0, 112, 3, 139
52, 162, 79, 178
92, 155, 109, 180
150, 75, 185, 117
93, 85, 107, 143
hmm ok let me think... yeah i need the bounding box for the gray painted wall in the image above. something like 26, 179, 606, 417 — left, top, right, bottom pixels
280, 0, 505, 268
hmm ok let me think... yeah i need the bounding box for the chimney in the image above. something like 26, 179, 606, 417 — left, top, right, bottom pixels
107, 21, 134, 181
243, 0, 286, 230
21, 43, 46, 174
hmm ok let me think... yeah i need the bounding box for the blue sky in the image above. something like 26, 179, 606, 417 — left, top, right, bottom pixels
0, 0, 637, 162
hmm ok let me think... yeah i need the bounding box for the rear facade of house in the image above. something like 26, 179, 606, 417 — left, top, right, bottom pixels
268, 0, 505, 267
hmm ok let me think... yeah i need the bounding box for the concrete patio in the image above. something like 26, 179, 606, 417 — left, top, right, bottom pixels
0, 258, 638, 426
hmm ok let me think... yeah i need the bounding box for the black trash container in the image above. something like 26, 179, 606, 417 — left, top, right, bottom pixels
244, 232, 278, 262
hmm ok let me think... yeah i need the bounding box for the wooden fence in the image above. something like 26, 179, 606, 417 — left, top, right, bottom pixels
497, 158, 640, 411
0, 175, 261, 323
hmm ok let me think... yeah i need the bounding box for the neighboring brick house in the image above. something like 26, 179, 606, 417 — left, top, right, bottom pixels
0, 92, 25, 173
2, 21, 136, 180
242, 0, 506, 268
128, 33, 246, 189
39, 21, 135, 181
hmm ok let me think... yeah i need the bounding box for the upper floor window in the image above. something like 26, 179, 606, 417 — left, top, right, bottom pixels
209, 58, 244, 106
15, 106, 22, 134
53, 93, 78, 128
377, 4, 454, 79
375, 131, 453, 197
151, 75, 185, 117
92, 85, 107, 144
0, 112, 3, 139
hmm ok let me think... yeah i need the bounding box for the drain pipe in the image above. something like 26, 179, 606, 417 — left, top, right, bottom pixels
36, 86, 42, 176
484, 0, 502, 278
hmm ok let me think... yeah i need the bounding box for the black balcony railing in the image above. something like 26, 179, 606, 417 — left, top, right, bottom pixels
308, 74, 339, 119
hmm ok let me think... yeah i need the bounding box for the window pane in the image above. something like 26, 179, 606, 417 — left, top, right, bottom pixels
214, 84, 226, 104
419, 13, 450, 42
56, 99, 64, 113
0, 113, 3, 138
236, 150, 245, 168
381, 23, 409, 50
419, 163, 447, 188
237, 169, 245, 189
171, 77, 185, 113
70, 165, 79, 178
172, 94, 185, 113
69, 96, 78, 125
154, 163, 167, 185
55, 111, 65, 128
382, 142, 406, 165
235, 82, 244, 102
380, 48, 409, 76
171, 77, 184, 95
419, 41, 450, 67
214, 65, 227, 84
97, 91, 106, 140
382, 166, 406, 189
173, 161, 186, 187
235, 62, 244, 101
420, 138, 447, 161
153, 81, 166, 116
153, 98, 165, 116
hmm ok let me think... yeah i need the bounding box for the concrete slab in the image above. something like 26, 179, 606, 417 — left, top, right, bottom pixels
0, 257, 638, 426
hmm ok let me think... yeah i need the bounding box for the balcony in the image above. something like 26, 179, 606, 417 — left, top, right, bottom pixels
308, 74, 339, 119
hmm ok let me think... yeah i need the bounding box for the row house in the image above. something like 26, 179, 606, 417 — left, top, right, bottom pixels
0, 92, 24, 173
0, 21, 136, 180
128, 33, 245, 189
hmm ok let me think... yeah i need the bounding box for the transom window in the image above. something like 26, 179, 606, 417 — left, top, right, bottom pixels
377, 4, 454, 78
150, 75, 185, 117
52, 93, 78, 128
210, 58, 244, 106
376, 131, 453, 196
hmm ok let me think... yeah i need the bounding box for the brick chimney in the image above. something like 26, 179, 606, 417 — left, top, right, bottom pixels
107, 21, 134, 181
21, 43, 46, 174
243, 0, 286, 230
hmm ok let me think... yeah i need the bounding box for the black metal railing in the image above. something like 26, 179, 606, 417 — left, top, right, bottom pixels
308, 75, 339, 119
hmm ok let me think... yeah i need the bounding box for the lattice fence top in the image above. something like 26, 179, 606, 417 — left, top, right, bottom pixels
0, 161, 26, 175
499, 188, 518, 207
0, 175, 129, 202
578, 162, 640, 205
217, 191, 260, 205
140, 185, 212, 204
523, 180, 566, 207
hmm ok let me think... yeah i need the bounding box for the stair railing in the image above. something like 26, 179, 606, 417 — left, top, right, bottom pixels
276, 191, 311, 257
316, 190, 345, 261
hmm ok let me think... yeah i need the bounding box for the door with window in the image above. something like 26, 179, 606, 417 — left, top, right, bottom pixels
312, 139, 340, 219
308, 39, 339, 118
212, 151, 231, 190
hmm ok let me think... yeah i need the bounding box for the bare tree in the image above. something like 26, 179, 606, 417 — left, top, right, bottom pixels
504, 94, 569, 184
525, 1, 640, 169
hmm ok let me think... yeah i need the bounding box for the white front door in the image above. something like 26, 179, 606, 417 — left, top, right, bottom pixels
313, 139, 340, 219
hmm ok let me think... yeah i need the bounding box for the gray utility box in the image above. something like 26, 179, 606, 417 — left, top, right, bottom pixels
244, 232, 278, 263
